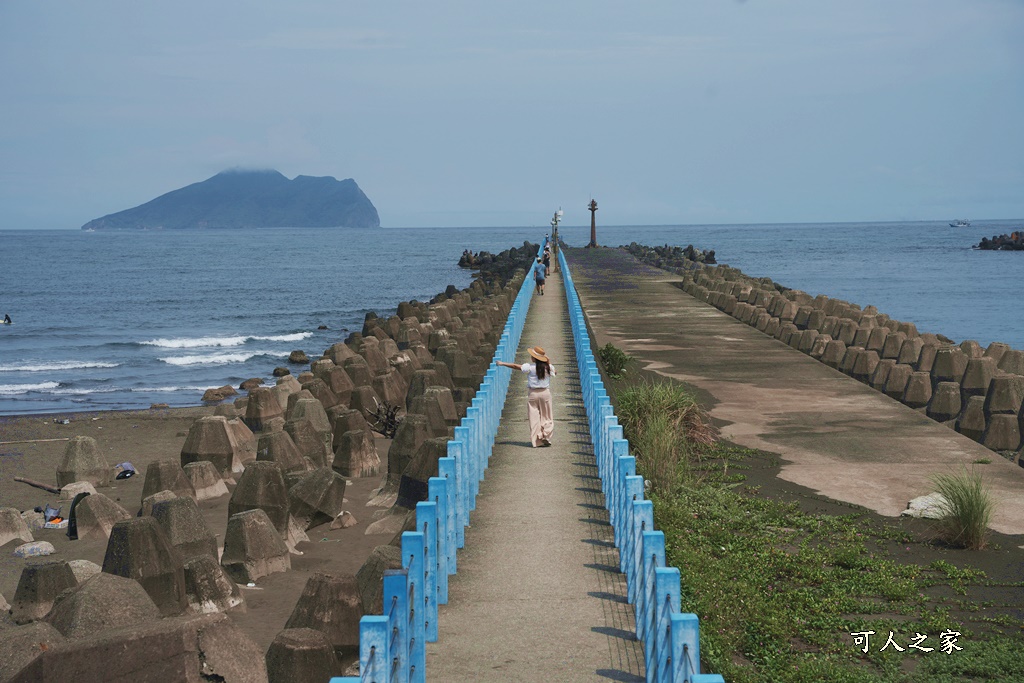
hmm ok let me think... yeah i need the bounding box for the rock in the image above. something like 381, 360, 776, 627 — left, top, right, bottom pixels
288, 350, 310, 364
228, 461, 290, 534
284, 572, 363, 660
203, 385, 238, 402
266, 628, 338, 683
221, 509, 291, 583
332, 429, 381, 479
181, 415, 248, 477
355, 545, 403, 614
273, 366, 291, 377
14, 612, 267, 683
67, 559, 102, 584
183, 554, 245, 614
184, 461, 230, 501
13, 542, 55, 558
101, 516, 188, 617
288, 468, 347, 531
901, 493, 949, 519
0, 507, 34, 547
240, 378, 264, 392
59, 480, 97, 501
151, 496, 219, 562
141, 460, 196, 503
11, 561, 78, 624
44, 571, 161, 638
56, 436, 110, 488
330, 511, 357, 530
69, 492, 132, 540
0, 622, 65, 683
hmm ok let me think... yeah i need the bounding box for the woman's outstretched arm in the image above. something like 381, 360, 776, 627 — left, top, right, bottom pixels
496, 361, 522, 370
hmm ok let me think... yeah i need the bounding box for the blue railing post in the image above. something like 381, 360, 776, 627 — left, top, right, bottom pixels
383, 570, 409, 683
416, 501, 439, 642
437, 456, 461, 556
402, 532, 426, 683
427, 476, 451, 600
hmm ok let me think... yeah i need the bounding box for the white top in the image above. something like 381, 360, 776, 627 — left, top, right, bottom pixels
521, 362, 556, 389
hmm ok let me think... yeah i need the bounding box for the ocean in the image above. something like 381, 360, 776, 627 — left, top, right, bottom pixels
1, 220, 1021, 416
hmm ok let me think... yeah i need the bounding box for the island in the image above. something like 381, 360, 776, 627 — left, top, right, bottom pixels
81, 169, 380, 230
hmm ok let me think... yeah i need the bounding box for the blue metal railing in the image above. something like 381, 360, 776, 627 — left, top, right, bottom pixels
332, 245, 539, 683
559, 247, 725, 683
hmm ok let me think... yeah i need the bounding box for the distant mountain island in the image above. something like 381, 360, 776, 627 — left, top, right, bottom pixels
81, 169, 380, 230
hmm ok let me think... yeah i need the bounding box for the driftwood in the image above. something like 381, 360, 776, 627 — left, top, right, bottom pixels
13, 476, 61, 494
370, 398, 403, 439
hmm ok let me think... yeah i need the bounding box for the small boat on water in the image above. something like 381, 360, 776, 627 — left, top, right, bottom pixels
950, 219, 971, 228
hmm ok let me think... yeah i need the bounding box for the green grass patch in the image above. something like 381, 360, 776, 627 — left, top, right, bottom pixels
597, 342, 633, 379
932, 468, 996, 550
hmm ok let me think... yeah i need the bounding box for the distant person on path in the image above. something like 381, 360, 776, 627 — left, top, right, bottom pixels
497, 346, 557, 447
542, 247, 551, 276
534, 257, 546, 295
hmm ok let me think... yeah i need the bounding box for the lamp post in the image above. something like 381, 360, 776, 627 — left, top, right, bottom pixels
550, 209, 563, 272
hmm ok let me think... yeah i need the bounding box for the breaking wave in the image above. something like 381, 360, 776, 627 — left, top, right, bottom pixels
0, 382, 61, 395
159, 350, 288, 366
140, 332, 313, 349
0, 361, 119, 373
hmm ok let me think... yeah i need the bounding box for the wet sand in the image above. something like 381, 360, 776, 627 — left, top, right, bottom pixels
0, 406, 395, 655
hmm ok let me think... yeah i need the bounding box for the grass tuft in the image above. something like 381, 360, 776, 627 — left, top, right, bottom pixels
931, 467, 995, 550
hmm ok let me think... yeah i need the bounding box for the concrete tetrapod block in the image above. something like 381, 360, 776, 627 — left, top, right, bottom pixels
430, 360, 457, 392
349, 384, 383, 422
140, 489, 178, 517
180, 415, 244, 477
228, 461, 290, 534
227, 417, 258, 470
301, 378, 342, 411
56, 435, 110, 488
897, 336, 924, 366
982, 414, 1022, 452
956, 396, 988, 442
838, 347, 864, 375
285, 418, 333, 469
0, 507, 34, 547
820, 340, 847, 369
44, 571, 161, 639
11, 560, 78, 624
409, 393, 454, 439
151, 496, 219, 562
405, 369, 440, 410
985, 342, 1010, 364
324, 341, 358, 365
183, 554, 245, 614
884, 362, 917, 401
384, 414, 430, 491
102, 516, 188, 617
286, 395, 334, 442
256, 429, 313, 478
67, 559, 101, 584
14, 612, 268, 683
397, 437, 449, 511
984, 374, 1024, 417
71, 492, 132, 540
866, 327, 890, 354
960, 340, 984, 358
288, 468, 347, 531
915, 342, 941, 373
902, 371, 933, 411
927, 382, 962, 425
311, 364, 354, 408
329, 407, 372, 443
355, 545, 403, 614
332, 429, 381, 479
141, 460, 197, 503
343, 355, 373, 387
244, 386, 285, 433
266, 627, 339, 683
931, 347, 969, 387
0, 621, 66, 683
221, 509, 291, 583
835, 319, 858, 345
852, 326, 872, 348
60, 480, 97, 501
284, 572, 363, 661
851, 349, 880, 383
997, 349, 1024, 376
870, 359, 897, 393
880, 331, 908, 360
960, 357, 997, 403
896, 321, 919, 338
184, 461, 230, 501
796, 329, 819, 354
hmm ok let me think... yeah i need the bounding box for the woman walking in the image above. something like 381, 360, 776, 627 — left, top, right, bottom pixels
497, 346, 557, 447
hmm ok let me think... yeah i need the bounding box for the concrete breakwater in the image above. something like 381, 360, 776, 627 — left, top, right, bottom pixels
976, 231, 1024, 251
624, 243, 1024, 464
1, 248, 532, 682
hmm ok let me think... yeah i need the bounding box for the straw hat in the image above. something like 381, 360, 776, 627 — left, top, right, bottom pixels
527, 346, 549, 362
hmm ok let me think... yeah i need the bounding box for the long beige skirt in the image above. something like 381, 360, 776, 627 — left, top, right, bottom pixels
527, 387, 554, 447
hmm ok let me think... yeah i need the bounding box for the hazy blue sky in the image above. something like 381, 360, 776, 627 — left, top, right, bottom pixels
2, 1, 1021, 229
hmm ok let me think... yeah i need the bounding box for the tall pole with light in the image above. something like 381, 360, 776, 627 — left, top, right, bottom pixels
550, 208, 563, 273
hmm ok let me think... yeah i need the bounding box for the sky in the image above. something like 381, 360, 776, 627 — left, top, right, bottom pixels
1, 1, 1022, 229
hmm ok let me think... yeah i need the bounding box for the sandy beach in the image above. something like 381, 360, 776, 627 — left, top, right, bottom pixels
0, 405, 396, 655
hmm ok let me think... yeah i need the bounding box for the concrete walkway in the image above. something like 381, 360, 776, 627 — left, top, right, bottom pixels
425, 270, 645, 682
566, 247, 1024, 537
